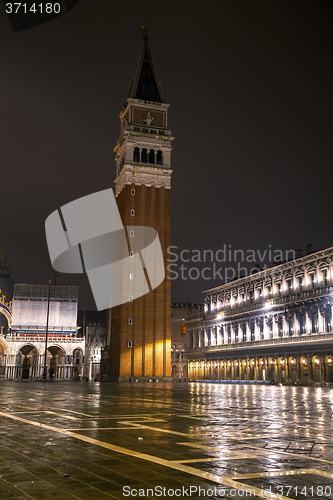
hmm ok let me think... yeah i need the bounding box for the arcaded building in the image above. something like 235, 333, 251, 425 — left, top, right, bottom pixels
186, 246, 333, 384
0, 282, 84, 381
109, 28, 174, 380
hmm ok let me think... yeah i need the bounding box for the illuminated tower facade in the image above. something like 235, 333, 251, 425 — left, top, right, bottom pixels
110, 28, 174, 380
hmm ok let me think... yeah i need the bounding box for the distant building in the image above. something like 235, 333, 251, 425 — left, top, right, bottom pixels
171, 302, 203, 380
77, 309, 109, 380
186, 246, 333, 385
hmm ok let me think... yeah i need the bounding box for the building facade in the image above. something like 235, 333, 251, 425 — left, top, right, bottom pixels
186, 247, 333, 385
109, 28, 174, 381
171, 302, 203, 381
0, 283, 85, 380
78, 310, 109, 380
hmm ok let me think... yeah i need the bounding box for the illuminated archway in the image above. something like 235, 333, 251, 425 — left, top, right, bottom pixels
18, 345, 39, 380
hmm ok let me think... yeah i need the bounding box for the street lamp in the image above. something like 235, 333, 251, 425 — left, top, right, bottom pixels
42, 280, 51, 380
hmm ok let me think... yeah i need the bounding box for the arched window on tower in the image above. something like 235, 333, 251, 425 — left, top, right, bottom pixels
133, 147, 140, 162
141, 148, 147, 163
157, 150, 163, 165
149, 149, 155, 164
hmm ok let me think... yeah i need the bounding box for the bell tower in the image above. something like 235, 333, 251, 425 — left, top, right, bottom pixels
109, 27, 174, 380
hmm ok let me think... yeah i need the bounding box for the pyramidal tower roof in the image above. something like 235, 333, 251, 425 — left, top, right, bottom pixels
127, 26, 165, 104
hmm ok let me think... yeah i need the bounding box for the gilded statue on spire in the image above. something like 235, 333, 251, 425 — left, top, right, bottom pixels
142, 25, 147, 37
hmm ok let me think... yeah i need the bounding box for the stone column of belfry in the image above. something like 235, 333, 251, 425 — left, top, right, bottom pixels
109, 27, 174, 380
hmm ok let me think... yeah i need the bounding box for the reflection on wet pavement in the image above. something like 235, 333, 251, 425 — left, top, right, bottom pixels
0, 382, 332, 499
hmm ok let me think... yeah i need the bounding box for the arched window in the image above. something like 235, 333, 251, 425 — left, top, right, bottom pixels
149, 149, 155, 164
133, 147, 140, 162
130, 209, 135, 216
141, 148, 147, 163
157, 150, 163, 165
131, 188, 135, 195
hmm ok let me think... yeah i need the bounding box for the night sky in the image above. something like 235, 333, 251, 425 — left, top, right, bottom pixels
1, 0, 332, 310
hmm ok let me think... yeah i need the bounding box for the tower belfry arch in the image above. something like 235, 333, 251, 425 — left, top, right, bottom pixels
110, 28, 174, 380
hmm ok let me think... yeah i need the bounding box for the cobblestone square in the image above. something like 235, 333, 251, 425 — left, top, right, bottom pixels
0, 382, 332, 499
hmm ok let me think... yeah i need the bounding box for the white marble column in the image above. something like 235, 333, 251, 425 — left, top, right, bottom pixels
305, 311, 312, 334
246, 321, 251, 342
282, 314, 289, 337
237, 323, 242, 343
223, 325, 229, 344
217, 326, 223, 345
255, 320, 261, 341
230, 324, 235, 343
204, 328, 209, 346
263, 318, 270, 339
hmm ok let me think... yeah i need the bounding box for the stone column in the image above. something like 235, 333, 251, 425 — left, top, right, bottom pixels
275, 357, 280, 383
254, 359, 258, 381
217, 326, 223, 345
204, 328, 208, 346
296, 357, 301, 384
307, 356, 312, 383
230, 324, 235, 344
238, 323, 243, 343
246, 321, 251, 342
285, 356, 289, 383
320, 358, 325, 384
264, 357, 268, 381
263, 318, 269, 339
282, 314, 289, 337
223, 325, 228, 344
210, 328, 215, 346
305, 311, 312, 334
255, 320, 260, 341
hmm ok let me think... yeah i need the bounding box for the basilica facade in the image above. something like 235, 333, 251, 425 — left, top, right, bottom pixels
0, 272, 85, 381
186, 246, 333, 385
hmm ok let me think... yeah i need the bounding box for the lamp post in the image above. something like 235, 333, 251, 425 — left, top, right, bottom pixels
42, 280, 51, 380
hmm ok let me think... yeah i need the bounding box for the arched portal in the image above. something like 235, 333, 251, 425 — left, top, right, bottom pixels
73, 348, 84, 381
18, 345, 39, 380
47, 346, 66, 380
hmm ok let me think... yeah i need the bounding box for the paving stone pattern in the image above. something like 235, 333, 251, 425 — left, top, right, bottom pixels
0, 382, 332, 499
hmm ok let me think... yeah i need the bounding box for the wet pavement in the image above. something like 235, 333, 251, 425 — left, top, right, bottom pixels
0, 382, 332, 499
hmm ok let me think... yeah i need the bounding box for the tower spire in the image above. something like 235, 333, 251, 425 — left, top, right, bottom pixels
127, 27, 165, 103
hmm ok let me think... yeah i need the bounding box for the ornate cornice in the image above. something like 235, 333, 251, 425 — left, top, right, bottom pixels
115, 164, 172, 196
203, 247, 333, 300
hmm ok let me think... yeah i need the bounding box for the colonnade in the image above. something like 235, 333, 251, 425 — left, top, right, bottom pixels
188, 354, 333, 384
0, 344, 85, 380
206, 261, 333, 316
133, 147, 163, 165
190, 305, 333, 348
